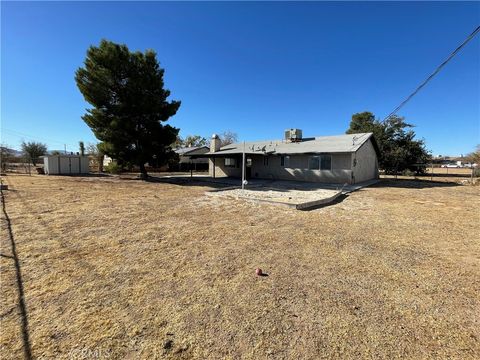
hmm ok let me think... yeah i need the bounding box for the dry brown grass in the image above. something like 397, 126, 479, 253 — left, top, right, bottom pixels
427, 167, 474, 175
1, 174, 479, 359
381, 167, 478, 185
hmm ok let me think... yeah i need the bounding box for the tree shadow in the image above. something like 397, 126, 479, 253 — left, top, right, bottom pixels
428, 173, 474, 179
1, 189, 32, 360
144, 175, 240, 190
374, 178, 461, 189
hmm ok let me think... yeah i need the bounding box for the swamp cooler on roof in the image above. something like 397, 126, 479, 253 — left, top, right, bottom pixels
284, 129, 303, 142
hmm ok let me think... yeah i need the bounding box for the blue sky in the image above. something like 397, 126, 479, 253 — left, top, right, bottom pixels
2, 1, 479, 156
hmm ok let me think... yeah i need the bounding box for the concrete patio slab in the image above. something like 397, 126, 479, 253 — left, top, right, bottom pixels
196, 177, 379, 210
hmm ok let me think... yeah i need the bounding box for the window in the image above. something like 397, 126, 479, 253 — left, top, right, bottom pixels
308, 155, 332, 170
308, 156, 320, 170
225, 158, 236, 167
320, 155, 332, 170
281, 155, 290, 168
263, 157, 269, 166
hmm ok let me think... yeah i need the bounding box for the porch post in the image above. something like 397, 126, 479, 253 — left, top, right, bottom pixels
242, 141, 245, 190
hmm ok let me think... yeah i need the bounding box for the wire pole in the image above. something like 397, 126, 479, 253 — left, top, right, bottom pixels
382, 25, 480, 122
242, 141, 245, 190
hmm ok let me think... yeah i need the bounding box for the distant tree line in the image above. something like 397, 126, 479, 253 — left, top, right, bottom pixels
173, 131, 238, 149
465, 145, 480, 165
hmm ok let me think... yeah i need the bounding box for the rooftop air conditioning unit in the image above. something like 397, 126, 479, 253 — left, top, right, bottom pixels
284, 128, 303, 142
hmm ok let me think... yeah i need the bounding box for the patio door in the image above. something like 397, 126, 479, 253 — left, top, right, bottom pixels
246, 158, 252, 179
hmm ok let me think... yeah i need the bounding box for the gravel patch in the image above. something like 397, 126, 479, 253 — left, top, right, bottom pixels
208, 187, 339, 205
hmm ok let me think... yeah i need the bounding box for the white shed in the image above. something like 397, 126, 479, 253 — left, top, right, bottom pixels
43, 155, 90, 175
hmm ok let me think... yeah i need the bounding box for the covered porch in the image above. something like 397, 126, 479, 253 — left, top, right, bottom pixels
203, 153, 354, 184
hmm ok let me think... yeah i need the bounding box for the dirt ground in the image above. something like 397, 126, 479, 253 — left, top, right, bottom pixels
1, 174, 479, 359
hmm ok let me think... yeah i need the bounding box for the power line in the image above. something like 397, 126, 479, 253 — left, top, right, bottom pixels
1, 128, 79, 150
2, 128, 66, 145
382, 25, 480, 122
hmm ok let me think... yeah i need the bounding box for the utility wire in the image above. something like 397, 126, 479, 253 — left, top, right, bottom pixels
1, 128, 79, 150
2, 128, 67, 145
382, 25, 480, 122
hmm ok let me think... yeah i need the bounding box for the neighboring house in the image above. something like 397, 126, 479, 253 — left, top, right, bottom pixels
173, 146, 209, 171
103, 148, 210, 171
204, 129, 379, 184
432, 155, 477, 168
103, 155, 113, 167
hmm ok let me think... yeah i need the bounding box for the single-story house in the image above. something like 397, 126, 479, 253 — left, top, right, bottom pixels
173, 146, 209, 171
203, 129, 379, 184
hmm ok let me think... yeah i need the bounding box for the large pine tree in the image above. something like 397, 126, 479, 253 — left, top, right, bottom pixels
75, 40, 181, 178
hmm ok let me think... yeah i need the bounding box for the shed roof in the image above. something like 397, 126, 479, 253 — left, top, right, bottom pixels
205, 133, 377, 156
41, 154, 89, 158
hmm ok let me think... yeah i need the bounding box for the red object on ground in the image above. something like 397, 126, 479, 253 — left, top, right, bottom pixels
255, 268, 263, 276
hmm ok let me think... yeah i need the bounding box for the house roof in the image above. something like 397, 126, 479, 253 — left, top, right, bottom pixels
175, 146, 209, 156
205, 133, 378, 156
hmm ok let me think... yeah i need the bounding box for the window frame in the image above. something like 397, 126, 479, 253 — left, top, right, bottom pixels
224, 158, 236, 168
280, 155, 290, 168
320, 154, 332, 171
307, 154, 332, 170
308, 156, 320, 170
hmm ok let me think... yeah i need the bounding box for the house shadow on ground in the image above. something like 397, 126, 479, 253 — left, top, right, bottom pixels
122, 173, 466, 191
145, 175, 351, 193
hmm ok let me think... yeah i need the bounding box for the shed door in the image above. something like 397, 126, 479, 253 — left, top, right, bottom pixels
70, 157, 80, 173
59, 157, 70, 174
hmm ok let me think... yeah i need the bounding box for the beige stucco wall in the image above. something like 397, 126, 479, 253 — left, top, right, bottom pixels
210, 153, 353, 184
208, 139, 378, 184
352, 140, 379, 183
251, 153, 353, 183
209, 157, 242, 178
